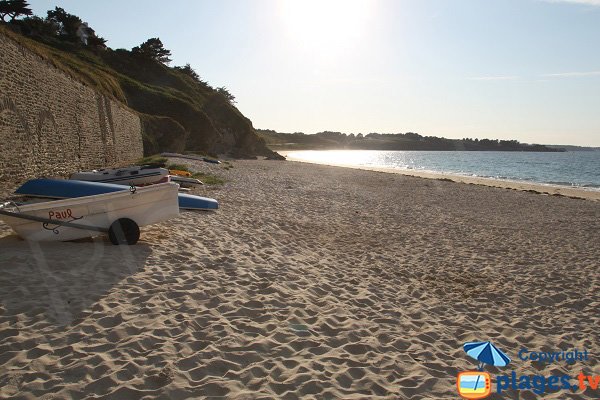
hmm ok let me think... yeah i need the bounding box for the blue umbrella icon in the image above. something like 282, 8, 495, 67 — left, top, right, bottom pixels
464, 341, 511, 371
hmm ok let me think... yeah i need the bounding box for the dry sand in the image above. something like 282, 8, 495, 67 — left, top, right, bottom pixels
0, 159, 599, 399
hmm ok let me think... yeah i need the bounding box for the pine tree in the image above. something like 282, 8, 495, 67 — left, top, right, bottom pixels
132, 38, 172, 64
0, 0, 32, 23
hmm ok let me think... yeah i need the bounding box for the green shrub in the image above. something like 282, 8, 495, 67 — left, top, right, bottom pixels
135, 155, 168, 167
192, 172, 225, 185
166, 163, 190, 172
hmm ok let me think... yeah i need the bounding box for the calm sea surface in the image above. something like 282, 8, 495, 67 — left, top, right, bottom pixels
285, 150, 600, 190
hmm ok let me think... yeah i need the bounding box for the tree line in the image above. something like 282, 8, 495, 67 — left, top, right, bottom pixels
258, 130, 564, 152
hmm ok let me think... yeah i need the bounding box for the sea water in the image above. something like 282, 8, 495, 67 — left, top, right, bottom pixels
285, 150, 600, 190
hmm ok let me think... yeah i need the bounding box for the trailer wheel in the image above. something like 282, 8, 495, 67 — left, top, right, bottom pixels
108, 218, 140, 245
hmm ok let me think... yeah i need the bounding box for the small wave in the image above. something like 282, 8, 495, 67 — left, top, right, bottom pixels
545, 181, 579, 187
544, 181, 600, 189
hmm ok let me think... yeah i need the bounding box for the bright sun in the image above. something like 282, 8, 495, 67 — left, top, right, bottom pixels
278, 0, 372, 52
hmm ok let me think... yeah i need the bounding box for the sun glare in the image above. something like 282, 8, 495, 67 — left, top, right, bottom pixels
278, 0, 372, 52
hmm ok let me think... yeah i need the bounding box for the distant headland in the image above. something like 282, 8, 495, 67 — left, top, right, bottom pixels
258, 130, 567, 152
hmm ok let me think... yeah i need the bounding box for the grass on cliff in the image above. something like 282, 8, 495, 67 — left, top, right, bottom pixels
2, 24, 272, 159
0, 25, 125, 101
1, 25, 204, 108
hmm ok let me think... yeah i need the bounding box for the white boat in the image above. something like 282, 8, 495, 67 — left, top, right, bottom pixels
70, 166, 169, 186
0, 183, 179, 244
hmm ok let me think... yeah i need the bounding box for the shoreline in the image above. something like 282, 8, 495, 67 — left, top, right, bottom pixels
280, 150, 600, 201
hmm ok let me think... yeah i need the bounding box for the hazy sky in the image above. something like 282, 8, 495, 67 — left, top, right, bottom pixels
29, 0, 600, 146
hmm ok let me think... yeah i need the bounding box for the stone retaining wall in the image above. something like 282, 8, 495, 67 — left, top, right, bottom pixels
0, 32, 143, 183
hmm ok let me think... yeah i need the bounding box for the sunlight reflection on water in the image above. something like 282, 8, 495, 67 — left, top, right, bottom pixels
286, 150, 600, 189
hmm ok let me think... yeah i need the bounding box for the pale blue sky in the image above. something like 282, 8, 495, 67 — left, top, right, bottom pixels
29, 0, 600, 146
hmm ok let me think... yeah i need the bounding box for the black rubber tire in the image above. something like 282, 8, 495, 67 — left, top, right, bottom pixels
108, 218, 140, 245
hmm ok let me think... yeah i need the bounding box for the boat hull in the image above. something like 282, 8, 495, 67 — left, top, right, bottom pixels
16, 179, 127, 199
2, 183, 179, 242
178, 193, 219, 210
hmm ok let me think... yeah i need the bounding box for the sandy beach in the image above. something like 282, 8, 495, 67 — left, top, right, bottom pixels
0, 159, 599, 399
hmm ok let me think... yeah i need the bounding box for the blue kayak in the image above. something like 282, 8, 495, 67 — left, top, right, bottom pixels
178, 193, 219, 210
15, 179, 219, 211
